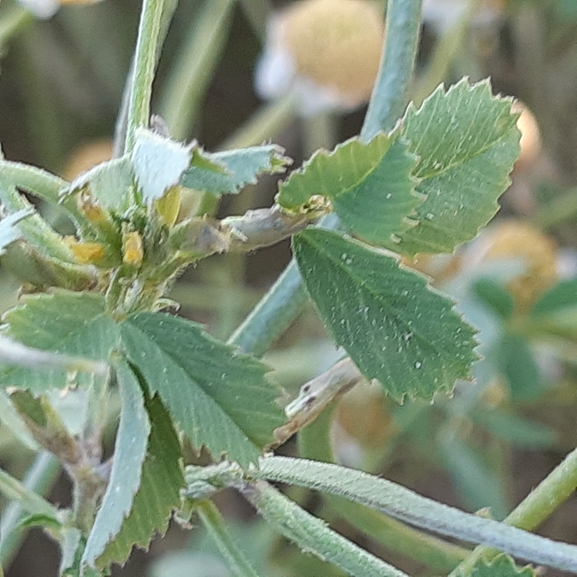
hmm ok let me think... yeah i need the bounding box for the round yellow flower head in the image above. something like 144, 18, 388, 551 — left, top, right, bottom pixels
512, 101, 541, 170
480, 221, 557, 311
256, 0, 385, 115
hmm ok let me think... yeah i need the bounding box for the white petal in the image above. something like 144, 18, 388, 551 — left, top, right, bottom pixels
18, 0, 60, 19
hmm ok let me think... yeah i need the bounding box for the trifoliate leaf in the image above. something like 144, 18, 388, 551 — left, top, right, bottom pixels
278, 134, 421, 244
90, 396, 183, 569
82, 358, 150, 568
390, 79, 521, 255
455, 553, 536, 576
293, 229, 478, 401
181, 145, 291, 196
132, 128, 194, 204
120, 312, 284, 467
0, 209, 33, 255
0, 291, 118, 391
65, 156, 135, 212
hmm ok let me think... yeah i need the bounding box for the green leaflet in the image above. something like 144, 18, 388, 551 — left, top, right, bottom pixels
293, 229, 478, 401
65, 156, 135, 212
120, 312, 284, 467
455, 553, 536, 576
93, 395, 183, 568
132, 128, 194, 204
181, 144, 291, 196
82, 358, 151, 568
0, 209, 33, 255
390, 79, 521, 255
277, 133, 421, 245
0, 291, 118, 391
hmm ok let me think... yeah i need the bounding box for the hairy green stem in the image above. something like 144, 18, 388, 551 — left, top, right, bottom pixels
361, 0, 423, 141
449, 446, 577, 575
257, 456, 577, 573
298, 405, 469, 572
159, 0, 235, 140
241, 480, 409, 577
0, 453, 60, 568
228, 0, 423, 355
124, 0, 167, 154
196, 499, 260, 577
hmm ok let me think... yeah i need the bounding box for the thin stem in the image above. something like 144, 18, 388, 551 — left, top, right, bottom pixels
450, 446, 577, 575
0, 5, 33, 50
257, 456, 577, 574
196, 499, 260, 577
159, 0, 235, 140
0, 453, 60, 568
241, 480, 409, 577
228, 0, 423, 355
124, 0, 167, 154
361, 0, 423, 141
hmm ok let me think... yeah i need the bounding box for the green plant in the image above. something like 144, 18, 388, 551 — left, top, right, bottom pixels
0, 0, 576, 576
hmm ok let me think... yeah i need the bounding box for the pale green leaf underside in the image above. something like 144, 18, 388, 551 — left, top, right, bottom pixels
82, 358, 150, 568
278, 134, 421, 244
390, 79, 521, 255
294, 229, 478, 401
456, 554, 536, 576
0, 209, 33, 255
132, 128, 194, 204
120, 312, 284, 467
0, 291, 118, 391
94, 396, 183, 568
181, 145, 290, 196
66, 156, 135, 212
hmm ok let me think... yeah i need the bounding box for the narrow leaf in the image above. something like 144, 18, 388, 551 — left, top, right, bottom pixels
82, 358, 151, 568
257, 456, 577, 574
391, 79, 521, 255
455, 553, 536, 576
132, 128, 193, 204
531, 278, 577, 316
0, 291, 119, 392
121, 312, 284, 467
294, 229, 478, 401
278, 134, 421, 244
0, 209, 33, 255
94, 395, 183, 568
181, 145, 291, 196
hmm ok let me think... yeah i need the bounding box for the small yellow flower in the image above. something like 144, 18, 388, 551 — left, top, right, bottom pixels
255, 0, 385, 115
123, 232, 144, 267
66, 239, 106, 265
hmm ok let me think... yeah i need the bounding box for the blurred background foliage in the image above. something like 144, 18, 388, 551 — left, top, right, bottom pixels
1, 0, 577, 575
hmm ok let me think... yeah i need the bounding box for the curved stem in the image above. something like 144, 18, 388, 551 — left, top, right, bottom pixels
257, 456, 577, 574
449, 446, 577, 575
0, 452, 60, 568
124, 0, 168, 154
361, 0, 423, 141
196, 499, 260, 577
228, 0, 423, 355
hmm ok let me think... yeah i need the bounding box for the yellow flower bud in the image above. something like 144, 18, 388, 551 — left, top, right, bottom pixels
154, 186, 182, 228
123, 231, 144, 267
66, 239, 106, 265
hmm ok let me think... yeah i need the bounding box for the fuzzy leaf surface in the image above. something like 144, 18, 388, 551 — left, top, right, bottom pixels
278, 134, 421, 244
120, 312, 284, 467
390, 79, 520, 255
131, 128, 193, 204
181, 145, 290, 196
293, 229, 478, 401
456, 553, 536, 576
82, 358, 150, 568
66, 156, 135, 212
0, 209, 33, 255
93, 396, 183, 568
0, 291, 118, 391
